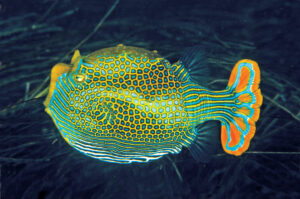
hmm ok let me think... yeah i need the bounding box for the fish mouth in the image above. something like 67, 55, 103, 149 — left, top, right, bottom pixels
44, 63, 72, 114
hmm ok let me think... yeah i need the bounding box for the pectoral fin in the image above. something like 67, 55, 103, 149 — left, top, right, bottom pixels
71, 50, 81, 65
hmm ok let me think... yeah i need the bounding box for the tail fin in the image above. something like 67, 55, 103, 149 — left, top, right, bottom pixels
221, 59, 263, 156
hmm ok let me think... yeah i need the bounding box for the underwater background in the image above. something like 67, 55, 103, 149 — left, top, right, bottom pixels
0, 0, 300, 198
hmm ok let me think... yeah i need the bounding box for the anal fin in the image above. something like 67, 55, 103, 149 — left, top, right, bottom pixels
189, 121, 221, 163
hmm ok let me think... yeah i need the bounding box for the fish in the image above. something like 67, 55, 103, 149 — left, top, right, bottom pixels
44, 44, 263, 164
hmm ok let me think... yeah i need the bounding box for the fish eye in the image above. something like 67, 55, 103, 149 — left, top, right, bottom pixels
74, 74, 86, 82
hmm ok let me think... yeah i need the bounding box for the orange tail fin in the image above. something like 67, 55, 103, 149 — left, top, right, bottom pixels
221, 59, 263, 156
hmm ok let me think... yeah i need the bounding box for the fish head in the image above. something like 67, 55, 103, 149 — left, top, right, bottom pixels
44, 50, 83, 115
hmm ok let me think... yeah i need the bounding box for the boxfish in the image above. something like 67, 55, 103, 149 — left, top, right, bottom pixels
44, 44, 262, 163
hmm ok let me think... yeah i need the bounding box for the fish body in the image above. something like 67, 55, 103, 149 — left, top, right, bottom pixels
44, 44, 262, 163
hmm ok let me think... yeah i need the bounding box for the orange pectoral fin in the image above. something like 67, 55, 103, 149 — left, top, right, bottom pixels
44, 63, 72, 112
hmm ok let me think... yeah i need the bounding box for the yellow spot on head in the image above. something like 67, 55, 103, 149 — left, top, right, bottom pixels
74, 74, 86, 82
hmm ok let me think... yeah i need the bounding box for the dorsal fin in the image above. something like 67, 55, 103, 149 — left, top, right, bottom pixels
171, 46, 210, 85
